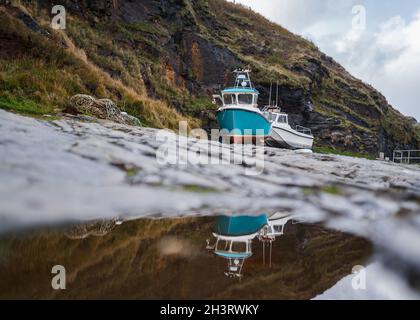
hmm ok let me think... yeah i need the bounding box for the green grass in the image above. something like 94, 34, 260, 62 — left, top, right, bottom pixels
320, 185, 342, 195
182, 185, 218, 193
124, 22, 166, 36
302, 185, 342, 196
314, 146, 375, 160
0, 96, 54, 116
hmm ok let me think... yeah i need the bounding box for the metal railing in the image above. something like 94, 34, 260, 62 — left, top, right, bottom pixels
295, 125, 312, 135
393, 150, 420, 164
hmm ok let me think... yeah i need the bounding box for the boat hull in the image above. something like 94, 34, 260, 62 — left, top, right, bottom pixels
217, 107, 271, 138
266, 125, 314, 150
212, 215, 268, 237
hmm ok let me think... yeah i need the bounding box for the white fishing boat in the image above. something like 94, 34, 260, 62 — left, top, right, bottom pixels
264, 107, 314, 150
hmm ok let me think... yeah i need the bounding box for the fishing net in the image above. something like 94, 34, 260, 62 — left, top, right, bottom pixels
67, 94, 142, 126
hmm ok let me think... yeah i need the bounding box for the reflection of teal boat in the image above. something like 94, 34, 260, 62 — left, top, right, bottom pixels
212, 215, 268, 237
207, 214, 268, 278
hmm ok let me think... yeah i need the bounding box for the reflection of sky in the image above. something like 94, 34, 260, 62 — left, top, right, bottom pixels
234, 0, 420, 120
314, 262, 420, 300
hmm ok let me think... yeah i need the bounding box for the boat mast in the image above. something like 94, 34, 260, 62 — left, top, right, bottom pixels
233, 68, 253, 89
245, 69, 253, 89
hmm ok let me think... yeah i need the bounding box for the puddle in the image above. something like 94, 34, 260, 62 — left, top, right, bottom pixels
0, 213, 373, 299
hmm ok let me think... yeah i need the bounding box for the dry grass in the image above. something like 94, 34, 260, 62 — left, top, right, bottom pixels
0, 6, 198, 130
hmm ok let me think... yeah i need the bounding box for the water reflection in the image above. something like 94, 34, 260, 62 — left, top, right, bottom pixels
0, 214, 372, 299
207, 213, 296, 278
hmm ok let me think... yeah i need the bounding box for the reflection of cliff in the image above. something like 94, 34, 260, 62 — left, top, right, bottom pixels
0, 217, 372, 299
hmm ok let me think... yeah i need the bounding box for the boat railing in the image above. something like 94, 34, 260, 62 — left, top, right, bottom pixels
295, 125, 312, 135
262, 105, 281, 112
393, 150, 420, 164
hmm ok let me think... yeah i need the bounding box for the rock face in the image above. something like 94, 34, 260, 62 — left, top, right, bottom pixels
1, 109, 420, 297
1, 0, 420, 155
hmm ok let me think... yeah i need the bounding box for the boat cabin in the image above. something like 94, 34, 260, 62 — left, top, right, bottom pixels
264, 111, 289, 125
208, 234, 254, 278
212, 235, 253, 260
259, 213, 294, 241
213, 70, 259, 108
221, 88, 259, 107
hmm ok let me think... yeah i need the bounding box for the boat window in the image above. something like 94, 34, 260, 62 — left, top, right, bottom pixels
273, 225, 284, 233
212, 95, 223, 107
238, 94, 253, 105
216, 239, 229, 251
264, 112, 278, 123
231, 241, 247, 253
223, 94, 237, 105
277, 115, 288, 123
271, 113, 278, 122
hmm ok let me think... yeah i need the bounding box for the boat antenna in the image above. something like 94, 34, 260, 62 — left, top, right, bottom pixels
276, 80, 279, 108
262, 242, 265, 265
268, 81, 272, 107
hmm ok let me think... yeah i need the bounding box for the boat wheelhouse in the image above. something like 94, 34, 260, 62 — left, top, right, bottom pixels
214, 69, 271, 142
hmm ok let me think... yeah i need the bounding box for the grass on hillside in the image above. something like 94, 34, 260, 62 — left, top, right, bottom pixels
0, 96, 54, 116
0, 7, 199, 130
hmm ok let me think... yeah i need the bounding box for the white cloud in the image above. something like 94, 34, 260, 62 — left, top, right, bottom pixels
236, 0, 356, 32
234, 0, 420, 120
335, 12, 420, 120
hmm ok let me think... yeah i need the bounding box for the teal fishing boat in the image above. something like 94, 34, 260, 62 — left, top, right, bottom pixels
213, 69, 271, 143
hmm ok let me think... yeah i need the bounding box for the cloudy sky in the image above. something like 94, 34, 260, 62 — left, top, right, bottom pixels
234, 0, 420, 120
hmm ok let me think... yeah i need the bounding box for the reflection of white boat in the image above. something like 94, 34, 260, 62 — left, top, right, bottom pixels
258, 212, 296, 267
264, 110, 314, 150
259, 212, 295, 241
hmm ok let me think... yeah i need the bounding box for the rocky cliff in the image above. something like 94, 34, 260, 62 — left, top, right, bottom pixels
1, 0, 419, 156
